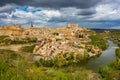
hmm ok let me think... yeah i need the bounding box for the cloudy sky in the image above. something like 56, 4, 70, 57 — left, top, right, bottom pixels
0, 0, 120, 29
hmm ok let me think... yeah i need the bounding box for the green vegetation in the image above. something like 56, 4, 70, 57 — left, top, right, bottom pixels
0, 49, 21, 60
0, 49, 99, 80
19, 45, 35, 53
99, 48, 120, 80
116, 48, 120, 59
88, 34, 108, 50
109, 30, 120, 47
98, 30, 120, 80
0, 61, 94, 80
35, 52, 89, 67
53, 32, 59, 36
0, 36, 37, 45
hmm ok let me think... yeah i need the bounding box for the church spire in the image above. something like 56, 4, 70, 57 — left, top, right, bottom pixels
30, 22, 33, 28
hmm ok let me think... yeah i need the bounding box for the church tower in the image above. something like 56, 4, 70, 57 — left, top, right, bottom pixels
30, 22, 33, 28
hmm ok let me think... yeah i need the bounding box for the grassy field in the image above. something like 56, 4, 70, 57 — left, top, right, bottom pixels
0, 36, 37, 45
0, 49, 100, 80
88, 34, 108, 50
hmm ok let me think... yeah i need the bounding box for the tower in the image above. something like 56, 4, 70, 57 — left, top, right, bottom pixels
30, 22, 33, 28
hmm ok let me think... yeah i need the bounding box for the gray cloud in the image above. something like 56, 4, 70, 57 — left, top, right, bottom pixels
77, 9, 96, 16
0, 0, 28, 6
0, 0, 120, 29
0, 4, 16, 13
0, 0, 102, 9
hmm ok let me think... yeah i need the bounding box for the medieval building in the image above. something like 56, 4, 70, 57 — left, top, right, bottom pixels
0, 25, 23, 37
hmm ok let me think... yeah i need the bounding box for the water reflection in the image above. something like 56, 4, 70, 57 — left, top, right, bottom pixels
85, 41, 117, 72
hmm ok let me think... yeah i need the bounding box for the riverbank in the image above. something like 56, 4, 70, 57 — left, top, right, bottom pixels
84, 40, 117, 72
97, 30, 120, 79
99, 47, 120, 80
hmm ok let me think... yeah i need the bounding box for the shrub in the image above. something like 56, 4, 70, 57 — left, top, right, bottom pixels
0, 35, 37, 45
0, 49, 21, 60
19, 45, 35, 53
99, 48, 120, 80
53, 32, 59, 36
88, 34, 108, 50
116, 48, 120, 58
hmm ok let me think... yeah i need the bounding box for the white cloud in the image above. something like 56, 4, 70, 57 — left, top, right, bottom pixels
42, 10, 61, 18
0, 18, 27, 25
0, 6, 61, 26
110, 26, 120, 29
90, 3, 120, 20
12, 10, 33, 18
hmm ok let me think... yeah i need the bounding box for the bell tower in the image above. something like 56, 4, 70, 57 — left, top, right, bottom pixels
30, 22, 33, 28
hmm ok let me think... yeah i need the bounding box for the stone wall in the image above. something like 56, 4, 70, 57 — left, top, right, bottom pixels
0, 25, 23, 37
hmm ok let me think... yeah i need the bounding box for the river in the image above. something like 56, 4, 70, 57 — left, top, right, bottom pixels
85, 40, 118, 72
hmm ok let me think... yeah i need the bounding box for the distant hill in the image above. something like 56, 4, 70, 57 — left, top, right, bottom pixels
91, 29, 120, 33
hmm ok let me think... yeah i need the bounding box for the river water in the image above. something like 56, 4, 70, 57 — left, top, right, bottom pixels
85, 40, 118, 72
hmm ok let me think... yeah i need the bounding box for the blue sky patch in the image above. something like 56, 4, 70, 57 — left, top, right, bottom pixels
16, 6, 41, 13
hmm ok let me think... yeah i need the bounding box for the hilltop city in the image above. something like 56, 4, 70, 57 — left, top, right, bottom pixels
0, 24, 101, 60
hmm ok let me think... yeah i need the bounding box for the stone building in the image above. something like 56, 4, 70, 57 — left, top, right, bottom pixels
0, 25, 23, 37
67, 24, 79, 28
